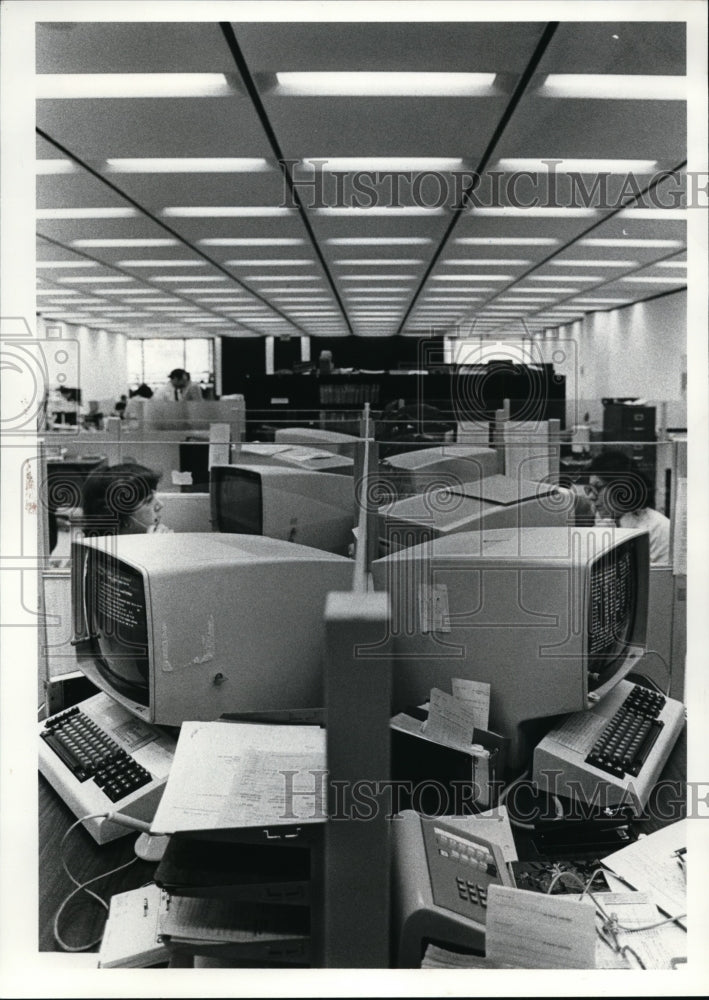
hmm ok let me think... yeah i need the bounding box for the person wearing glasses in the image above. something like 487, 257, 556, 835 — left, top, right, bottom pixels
79, 462, 172, 537
585, 448, 670, 565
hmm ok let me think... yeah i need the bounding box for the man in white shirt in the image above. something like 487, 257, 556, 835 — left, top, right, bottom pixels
156, 368, 203, 402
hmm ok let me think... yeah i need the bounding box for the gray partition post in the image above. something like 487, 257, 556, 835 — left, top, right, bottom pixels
352, 437, 380, 577
322, 590, 392, 967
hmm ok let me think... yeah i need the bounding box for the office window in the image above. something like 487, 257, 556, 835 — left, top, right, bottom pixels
126, 338, 215, 393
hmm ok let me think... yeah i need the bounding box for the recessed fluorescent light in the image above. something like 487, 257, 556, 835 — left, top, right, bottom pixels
250, 276, 322, 282
343, 286, 411, 293
106, 158, 270, 173
117, 260, 206, 268
72, 238, 178, 247
334, 259, 423, 266
37, 207, 138, 219
653, 261, 687, 268
152, 276, 227, 283
199, 238, 305, 246
615, 208, 687, 220
36, 261, 98, 269
495, 158, 658, 172
346, 297, 408, 302
120, 297, 171, 303
300, 157, 467, 171
421, 298, 480, 303
422, 287, 491, 294
36, 73, 236, 99
111, 289, 172, 296
36, 290, 80, 296
316, 207, 445, 217
496, 297, 554, 303
528, 275, 600, 282
456, 237, 559, 246
443, 259, 530, 266
550, 259, 638, 267
339, 275, 416, 281
470, 207, 597, 218
327, 237, 431, 246
507, 286, 578, 294
224, 260, 314, 267
432, 275, 510, 281
580, 238, 684, 248
572, 297, 631, 304
275, 72, 496, 97
36, 159, 76, 174
162, 207, 293, 218
56, 275, 134, 283
538, 74, 685, 101
619, 276, 685, 284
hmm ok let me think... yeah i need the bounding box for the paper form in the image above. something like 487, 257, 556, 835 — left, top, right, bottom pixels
451, 677, 491, 730
158, 896, 308, 945
602, 819, 686, 927
423, 688, 476, 750
98, 883, 169, 968
150, 721, 326, 834
593, 892, 687, 970
485, 884, 597, 968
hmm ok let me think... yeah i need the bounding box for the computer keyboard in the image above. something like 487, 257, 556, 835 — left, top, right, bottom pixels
39, 690, 176, 844
584, 684, 665, 779
532, 679, 685, 816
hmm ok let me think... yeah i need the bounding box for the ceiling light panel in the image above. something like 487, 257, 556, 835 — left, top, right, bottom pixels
274, 72, 497, 96
36, 73, 239, 99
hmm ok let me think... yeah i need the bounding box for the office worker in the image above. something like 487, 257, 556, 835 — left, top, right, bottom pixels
156, 368, 203, 402
80, 462, 171, 536
586, 448, 670, 564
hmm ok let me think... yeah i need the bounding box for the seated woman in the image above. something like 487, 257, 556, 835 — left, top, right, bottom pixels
80, 462, 171, 536
585, 448, 670, 564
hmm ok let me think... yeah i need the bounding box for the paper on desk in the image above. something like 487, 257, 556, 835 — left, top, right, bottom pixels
451, 677, 491, 730
485, 884, 596, 968
602, 819, 686, 927
423, 688, 476, 750
98, 883, 169, 968
150, 721, 327, 834
593, 892, 687, 970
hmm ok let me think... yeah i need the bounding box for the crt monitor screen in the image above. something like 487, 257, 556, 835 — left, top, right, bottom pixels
84, 547, 151, 706
73, 532, 355, 725
213, 467, 262, 535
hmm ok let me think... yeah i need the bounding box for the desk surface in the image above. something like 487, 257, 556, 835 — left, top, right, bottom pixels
39, 721, 687, 957
39, 774, 158, 953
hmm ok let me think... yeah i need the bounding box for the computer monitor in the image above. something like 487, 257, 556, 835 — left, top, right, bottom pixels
210, 464, 354, 556
273, 426, 361, 457
371, 526, 650, 769
231, 443, 355, 476
379, 444, 499, 500
377, 475, 573, 555
71, 533, 354, 727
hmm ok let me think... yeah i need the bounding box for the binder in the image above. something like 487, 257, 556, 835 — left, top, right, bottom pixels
155, 831, 312, 905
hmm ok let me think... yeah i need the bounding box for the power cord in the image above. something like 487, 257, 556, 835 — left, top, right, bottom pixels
544, 867, 686, 970
53, 811, 156, 952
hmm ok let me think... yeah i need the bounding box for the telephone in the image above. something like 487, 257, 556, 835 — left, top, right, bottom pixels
391, 810, 515, 968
